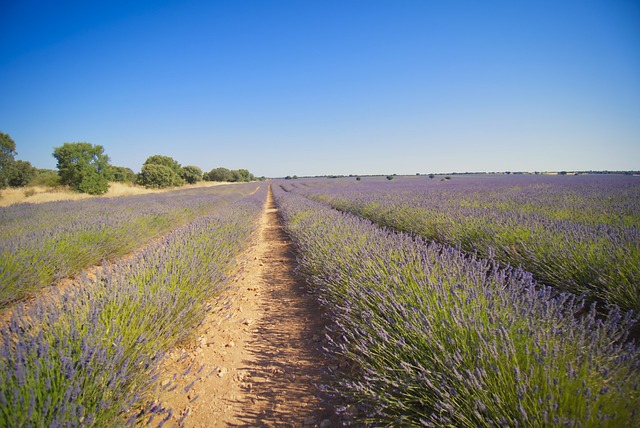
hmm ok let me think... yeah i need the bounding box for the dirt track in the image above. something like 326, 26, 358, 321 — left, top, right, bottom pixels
154, 185, 337, 427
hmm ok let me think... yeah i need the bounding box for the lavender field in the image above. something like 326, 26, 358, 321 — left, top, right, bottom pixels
0, 185, 267, 426
0, 183, 258, 308
2, 174, 639, 426
273, 178, 640, 426
292, 174, 640, 314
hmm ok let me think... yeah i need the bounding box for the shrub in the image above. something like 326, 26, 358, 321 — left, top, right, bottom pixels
205, 167, 233, 182
31, 169, 61, 187
7, 160, 36, 187
75, 168, 110, 195
205, 167, 255, 182
143, 155, 182, 176
108, 166, 136, 183
137, 164, 183, 188
231, 168, 254, 182
0, 132, 17, 189
52, 142, 111, 195
180, 165, 203, 184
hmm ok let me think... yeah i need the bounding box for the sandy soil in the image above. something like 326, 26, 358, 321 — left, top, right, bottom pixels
151, 186, 339, 427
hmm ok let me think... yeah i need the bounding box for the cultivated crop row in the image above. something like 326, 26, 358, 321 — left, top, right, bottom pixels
0, 183, 258, 308
273, 184, 640, 426
297, 175, 640, 314
0, 185, 266, 426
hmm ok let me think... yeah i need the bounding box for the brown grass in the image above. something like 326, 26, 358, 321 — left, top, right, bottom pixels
0, 181, 232, 207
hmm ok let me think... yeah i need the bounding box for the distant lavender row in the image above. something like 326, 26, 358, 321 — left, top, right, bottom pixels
295, 175, 640, 313
0, 185, 266, 427
273, 185, 640, 426
0, 183, 258, 308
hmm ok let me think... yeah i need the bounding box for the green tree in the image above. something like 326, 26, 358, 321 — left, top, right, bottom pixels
229, 168, 254, 182
7, 160, 37, 187
52, 142, 111, 195
75, 168, 109, 194
142, 155, 184, 186
236, 168, 253, 182
143, 155, 182, 175
108, 166, 136, 183
31, 169, 61, 187
137, 164, 183, 188
205, 167, 233, 182
180, 165, 203, 184
0, 132, 17, 188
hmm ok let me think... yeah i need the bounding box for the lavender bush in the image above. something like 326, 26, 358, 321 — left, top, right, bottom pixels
273, 185, 640, 426
0, 185, 266, 426
0, 183, 258, 308
295, 175, 640, 313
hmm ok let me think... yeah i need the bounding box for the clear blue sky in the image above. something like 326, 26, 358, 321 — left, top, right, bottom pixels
1, 0, 639, 177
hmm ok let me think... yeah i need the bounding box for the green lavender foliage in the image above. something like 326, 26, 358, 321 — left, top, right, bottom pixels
0, 183, 258, 308
301, 175, 640, 313
274, 185, 640, 427
0, 186, 266, 426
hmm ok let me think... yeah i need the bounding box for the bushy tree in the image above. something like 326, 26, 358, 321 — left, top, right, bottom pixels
52, 142, 111, 195
0, 133, 16, 161
0, 132, 17, 189
233, 168, 254, 182
205, 167, 233, 182
203, 166, 256, 182
0, 133, 39, 187
75, 168, 109, 194
143, 155, 182, 175
7, 160, 36, 187
108, 166, 136, 183
137, 164, 183, 188
180, 165, 202, 184
31, 169, 61, 187
141, 155, 184, 187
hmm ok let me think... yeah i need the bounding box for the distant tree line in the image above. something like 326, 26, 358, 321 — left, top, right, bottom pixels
0, 133, 260, 195
205, 167, 255, 183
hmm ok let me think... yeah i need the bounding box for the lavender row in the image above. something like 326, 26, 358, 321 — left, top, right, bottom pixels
272, 185, 640, 427
294, 175, 640, 314
0, 185, 266, 427
0, 183, 258, 308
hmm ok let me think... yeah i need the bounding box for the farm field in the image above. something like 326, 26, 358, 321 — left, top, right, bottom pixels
292, 174, 640, 314
0, 182, 258, 308
0, 181, 234, 207
0, 184, 271, 426
3, 0, 638, 425
273, 175, 640, 426
1, 175, 639, 426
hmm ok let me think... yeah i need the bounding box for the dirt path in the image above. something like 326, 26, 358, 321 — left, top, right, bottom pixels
153, 185, 337, 427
